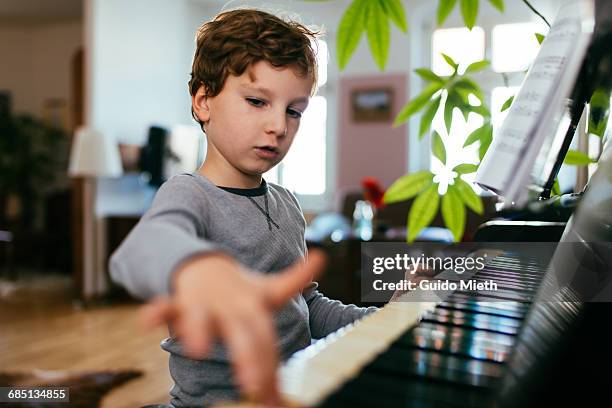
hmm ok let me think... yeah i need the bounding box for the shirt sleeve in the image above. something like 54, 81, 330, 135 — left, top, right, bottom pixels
109, 175, 218, 300
303, 282, 378, 339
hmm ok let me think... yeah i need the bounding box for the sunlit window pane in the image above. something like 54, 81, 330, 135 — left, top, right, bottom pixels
491, 86, 519, 130
492, 23, 543, 72
432, 27, 485, 76
263, 167, 279, 184
281, 96, 327, 194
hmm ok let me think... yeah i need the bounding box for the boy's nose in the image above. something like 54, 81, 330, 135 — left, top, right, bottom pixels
264, 109, 287, 137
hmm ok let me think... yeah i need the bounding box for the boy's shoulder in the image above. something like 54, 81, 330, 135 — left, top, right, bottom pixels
152, 173, 215, 208
266, 181, 306, 227
266, 180, 301, 210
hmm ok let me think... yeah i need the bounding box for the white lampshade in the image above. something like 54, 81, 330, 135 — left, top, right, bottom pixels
68, 127, 123, 177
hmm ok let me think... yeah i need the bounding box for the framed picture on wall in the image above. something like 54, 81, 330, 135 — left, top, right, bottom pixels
351, 87, 394, 123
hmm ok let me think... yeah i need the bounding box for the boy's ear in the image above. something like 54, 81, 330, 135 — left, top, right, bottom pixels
192, 85, 211, 123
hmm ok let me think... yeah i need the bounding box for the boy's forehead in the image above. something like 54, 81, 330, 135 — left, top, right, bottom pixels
235, 64, 313, 100
238, 82, 310, 103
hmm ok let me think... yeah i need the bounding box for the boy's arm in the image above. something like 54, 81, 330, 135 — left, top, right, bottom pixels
303, 283, 378, 339
109, 176, 217, 299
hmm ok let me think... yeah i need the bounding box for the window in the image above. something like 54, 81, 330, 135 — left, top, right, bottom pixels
492, 23, 541, 72
432, 27, 485, 76
264, 40, 328, 196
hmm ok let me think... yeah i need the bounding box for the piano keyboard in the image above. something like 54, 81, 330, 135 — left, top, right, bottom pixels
280, 252, 550, 408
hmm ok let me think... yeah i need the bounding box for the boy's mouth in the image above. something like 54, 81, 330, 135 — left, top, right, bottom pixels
254, 145, 280, 159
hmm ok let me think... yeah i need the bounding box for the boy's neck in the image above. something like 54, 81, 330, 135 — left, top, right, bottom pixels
197, 164, 263, 189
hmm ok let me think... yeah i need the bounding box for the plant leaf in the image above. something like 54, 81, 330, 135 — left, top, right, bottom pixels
384, 171, 435, 204
337, 0, 369, 70
551, 178, 561, 196
453, 163, 478, 174
501, 95, 514, 112
443, 93, 454, 134
414, 68, 444, 83
463, 123, 489, 147
535, 33, 545, 44
452, 77, 484, 101
564, 149, 596, 165
464, 59, 490, 74
432, 131, 447, 165
441, 186, 466, 241
448, 91, 470, 121
437, 0, 457, 26
366, 0, 391, 70
419, 95, 441, 139
407, 184, 440, 242
379, 0, 408, 32
478, 128, 493, 160
394, 83, 442, 126
588, 88, 610, 138
454, 177, 484, 214
470, 104, 491, 118
487, 0, 504, 12
441, 53, 459, 71
460, 0, 479, 30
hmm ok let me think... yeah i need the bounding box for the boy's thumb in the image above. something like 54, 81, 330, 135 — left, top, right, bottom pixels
264, 250, 326, 309
140, 297, 175, 330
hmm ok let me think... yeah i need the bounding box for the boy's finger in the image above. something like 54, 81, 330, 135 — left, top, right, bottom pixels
140, 297, 175, 330
263, 250, 326, 309
239, 306, 280, 404
180, 306, 213, 359
219, 313, 279, 402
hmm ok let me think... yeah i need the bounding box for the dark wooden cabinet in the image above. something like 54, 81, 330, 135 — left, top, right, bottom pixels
105, 215, 141, 299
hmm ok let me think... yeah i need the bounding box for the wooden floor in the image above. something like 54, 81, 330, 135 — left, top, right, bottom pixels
0, 274, 172, 407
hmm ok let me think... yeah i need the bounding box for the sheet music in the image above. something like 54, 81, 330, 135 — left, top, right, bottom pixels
475, 0, 594, 201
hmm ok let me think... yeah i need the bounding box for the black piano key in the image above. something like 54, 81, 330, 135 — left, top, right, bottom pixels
487, 256, 548, 268
473, 271, 542, 286
470, 270, 542, 285
446, 293, 531, 309
432, 308, 522, 329
393, 323, 515, 363
421, 310, 520, 336
443, 276, 538, 294
367, 346, 505, 388
440, 298, 525, 311
452, 289, 533, 303
481, 266, 544, 279
437, 301, 526, 320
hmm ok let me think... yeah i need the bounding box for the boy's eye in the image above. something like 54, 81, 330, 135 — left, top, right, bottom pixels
246, 98, 265, 107
287, 108, 303, 119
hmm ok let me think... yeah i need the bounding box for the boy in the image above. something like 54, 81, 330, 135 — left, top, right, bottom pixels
110, 8, 375, 407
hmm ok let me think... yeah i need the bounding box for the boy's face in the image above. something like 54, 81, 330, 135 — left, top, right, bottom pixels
192, 60, 313, 182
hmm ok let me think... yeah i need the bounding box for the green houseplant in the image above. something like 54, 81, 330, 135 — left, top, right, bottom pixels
0, 110, 64, 229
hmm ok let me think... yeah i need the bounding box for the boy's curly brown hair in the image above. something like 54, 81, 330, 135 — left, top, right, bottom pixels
189, 8, 320, 126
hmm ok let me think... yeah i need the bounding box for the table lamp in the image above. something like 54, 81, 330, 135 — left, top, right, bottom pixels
68, 127, 122, 301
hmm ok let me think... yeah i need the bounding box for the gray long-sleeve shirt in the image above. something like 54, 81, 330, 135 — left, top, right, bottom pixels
109, 173, 374, 407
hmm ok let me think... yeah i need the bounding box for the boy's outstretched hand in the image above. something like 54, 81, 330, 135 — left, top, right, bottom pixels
141, 250, 326, 406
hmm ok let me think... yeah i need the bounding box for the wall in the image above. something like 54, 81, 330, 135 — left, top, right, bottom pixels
337, 74, 407, 191
88, 0, 197, 145
0, 19, 82, 124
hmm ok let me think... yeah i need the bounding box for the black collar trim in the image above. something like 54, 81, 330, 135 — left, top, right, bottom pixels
217, 179, 268, 197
